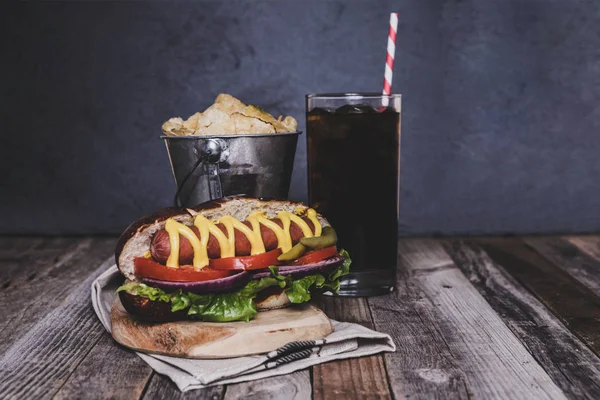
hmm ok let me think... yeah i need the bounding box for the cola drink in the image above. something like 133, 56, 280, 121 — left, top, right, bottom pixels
306, 94, 401, 296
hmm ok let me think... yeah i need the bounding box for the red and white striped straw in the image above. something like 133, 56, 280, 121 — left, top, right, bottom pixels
382, 12, 398, 106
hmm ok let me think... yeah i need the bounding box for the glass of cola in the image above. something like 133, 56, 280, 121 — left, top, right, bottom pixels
306, 93, 401, 296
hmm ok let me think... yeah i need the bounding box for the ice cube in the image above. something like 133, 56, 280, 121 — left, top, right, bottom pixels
335, 104, 376, 114
309, 107, 336, 115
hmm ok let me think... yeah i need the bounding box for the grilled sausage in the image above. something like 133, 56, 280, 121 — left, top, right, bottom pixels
150, 218, 315, 264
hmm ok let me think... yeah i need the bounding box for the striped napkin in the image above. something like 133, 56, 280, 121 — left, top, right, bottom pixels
91, 265, 396, 392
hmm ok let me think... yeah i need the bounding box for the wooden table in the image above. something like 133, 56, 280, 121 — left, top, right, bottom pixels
3, 236, 600, 399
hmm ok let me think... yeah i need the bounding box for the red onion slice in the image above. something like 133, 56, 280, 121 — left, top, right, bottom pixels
251, 256, 345, 280
142, 271, 250, 294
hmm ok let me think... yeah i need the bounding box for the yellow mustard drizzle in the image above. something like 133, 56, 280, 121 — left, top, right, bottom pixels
164, 209, 322, 268
192, 215, 210, 269
194, 215, 230, 261
248, 211, 292, 253
246, 213, 265, 253
285, 212, 314, 238
220, 215, 266, 255
306, 208, 322, 236
165, 219, 204, 269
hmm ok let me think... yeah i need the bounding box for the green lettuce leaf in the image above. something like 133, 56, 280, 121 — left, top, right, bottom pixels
117, 276, 282, 322
285, 275, 320, 303
329, 249, 352, 281
187, 292, 256, 322
117, 250, 352, 322
117, 282, 171, 302
267, 250, 352, 304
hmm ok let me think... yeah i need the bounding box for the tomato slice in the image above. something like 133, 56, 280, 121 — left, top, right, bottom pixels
210, 248, 283, 271
292, 246, 338, 265
134, 257, 233, 282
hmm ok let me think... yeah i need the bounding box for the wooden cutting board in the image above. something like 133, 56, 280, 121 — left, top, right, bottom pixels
110, 299, 333, 359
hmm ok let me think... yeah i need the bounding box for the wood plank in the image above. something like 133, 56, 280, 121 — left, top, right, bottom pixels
479, 238, 600, 357
0, 236, 49, 252
368, 243, 470, 399
53, 333, 153, 400
445, 239, 600, 399
313, 297, 391, 400
0, 258, 113, 398
393, 239, 566, 399
525, 237, 600, 295
142, 373, 224, 400
0, 237, 116, 354
224, 371, 310, 400
0, 237, 80, 290
566, 236, 600, 261
316, 296, 375, 328
0, 236, 43, 254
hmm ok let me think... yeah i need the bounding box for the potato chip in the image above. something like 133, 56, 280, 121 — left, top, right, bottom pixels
231, 113, 276, 134
182, 112, 201, 131
162, 117, 194, 136
190, 106, 231, 134
214, 94, 246, 114
282, 116, 298, 132
161, 94, 298, 136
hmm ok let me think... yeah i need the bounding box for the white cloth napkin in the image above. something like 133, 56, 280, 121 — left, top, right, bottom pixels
91, 265, 396, 392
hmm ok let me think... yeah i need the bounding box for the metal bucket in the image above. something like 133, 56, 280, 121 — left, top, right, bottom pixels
162, 132, 301, 207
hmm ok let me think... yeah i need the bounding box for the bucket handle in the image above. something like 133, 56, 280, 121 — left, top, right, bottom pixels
173, 152, 210, 207
173, 139, 227, 207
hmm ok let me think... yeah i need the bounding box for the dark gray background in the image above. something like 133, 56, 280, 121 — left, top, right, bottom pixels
2, 0, 600, 235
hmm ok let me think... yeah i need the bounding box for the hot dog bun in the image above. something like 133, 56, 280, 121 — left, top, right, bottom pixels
119, 290, 188, 322
115, 197, 330, 281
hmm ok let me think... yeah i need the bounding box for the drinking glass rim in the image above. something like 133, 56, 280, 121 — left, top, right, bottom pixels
306, 93, 401, 100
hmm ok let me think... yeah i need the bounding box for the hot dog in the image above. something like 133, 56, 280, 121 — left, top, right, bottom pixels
150, 217, 316, 263
115, 197, 351, 323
